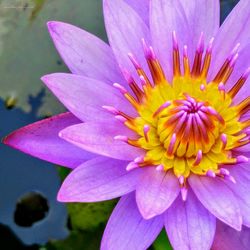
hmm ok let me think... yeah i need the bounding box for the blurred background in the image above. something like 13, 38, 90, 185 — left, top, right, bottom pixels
0, 0, 240, 249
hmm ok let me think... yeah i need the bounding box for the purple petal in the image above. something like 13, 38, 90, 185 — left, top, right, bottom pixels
124, 0, 149, 25
223, 164, 250, 227
209, 0, 250, 80
58, 157, 142, 202
165, 191, 216, 250
136, 168, 180, 219
59, 119, 144, 161
180, 0, 220, 49
103, 0, 151, 80
150, 0, 190, 81
212, 221, 250, 250
42, 73, 135, 122
101, 193, 163, 250
47, 21, 124, 84
3, 113, 95, 168
189, 175, 242, 231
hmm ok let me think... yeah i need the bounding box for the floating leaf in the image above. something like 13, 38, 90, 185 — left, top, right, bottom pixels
153, 230, 173, 250
43, 229, 103, 250
0, 0, 106, 116
67, 200, 117, 231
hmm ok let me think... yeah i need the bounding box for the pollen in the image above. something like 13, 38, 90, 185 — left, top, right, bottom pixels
107, 32, 249, 183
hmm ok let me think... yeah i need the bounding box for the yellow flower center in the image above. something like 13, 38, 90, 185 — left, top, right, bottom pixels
109, 34, 249, 182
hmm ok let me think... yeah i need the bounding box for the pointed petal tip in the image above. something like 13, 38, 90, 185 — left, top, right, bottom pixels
56, 189, 71, 203
40, 74, 55, 87
40, 75, 49, 84
2, 130, 21, 149
2, 133, 13, 146
46, 20, 64, 32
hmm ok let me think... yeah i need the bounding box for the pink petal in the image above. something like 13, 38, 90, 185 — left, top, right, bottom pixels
47, 21, 124, 84
189, 175, 242, 231
58, 157, 142, 202
165, 191, 216, 250
223, 164, 250, 227
209, 0, 250, 80
136, 168, 180, 219
124, 0, 149, 25
59, 119, 144, 161
103, 0, 151, 80
150, 0, 190, 81
101, 193, 163, 250
212, 221, 250, 250
42, 73, 135, 122
3, 113, 95, 168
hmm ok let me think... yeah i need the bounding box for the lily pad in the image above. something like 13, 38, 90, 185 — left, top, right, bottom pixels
153, 230, 173, 250
67, 201, 117, 231
43, 229, 103, 250
0, 0, 106, 116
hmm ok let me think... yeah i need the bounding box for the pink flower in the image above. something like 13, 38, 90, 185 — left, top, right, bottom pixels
4, 0, 250, 249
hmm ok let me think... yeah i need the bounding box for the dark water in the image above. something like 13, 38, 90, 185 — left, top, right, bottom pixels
0, 90, 68, 246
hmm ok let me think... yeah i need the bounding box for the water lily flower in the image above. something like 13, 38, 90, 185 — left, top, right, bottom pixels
4, 0, 250, 249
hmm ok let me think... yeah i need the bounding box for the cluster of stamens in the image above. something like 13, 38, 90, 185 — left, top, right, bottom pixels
103, 31, 250, 200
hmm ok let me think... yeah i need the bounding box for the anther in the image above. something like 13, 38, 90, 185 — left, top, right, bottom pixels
114, 135, 128, 142
205, 106, 225, 124
213, 44, 240, 83
200, 84, 205, 91
225, 175, 237, 184
128, 53, 141, 70
228, 67, 250, 98
221, 134, 227, 150
237, 97, 250, 116
115, 115, 127, 123
172, 31, 181, 76
236, 155, 249, 163
219, 168, 230, 176
126, 162, 139, 171
181, 187, 188, 201
139, 75, 147, 87
143, 125, 150, 142
172, 31, 178, 50
197, 32, 205, 54
207, 37, 214, 54
218, 82, 225, 91
206, 170, 216, 178
183, 45, 188, 58
229, 53, 239, 68
201, 37, 214, 78
183, 45, 190, 76
193, 150, 202, 166
113, 83, 127, 94
178, 175, 185, 185
167, 133, 177, 156
102, 105, 119, 115
149, 46, 157, 60
192, 32, 204, 76
134, 156, 144, 163
156, 165, 164, 171
121, 68, 134, 84
229, 43, 240, 60
153, 101, 171, 117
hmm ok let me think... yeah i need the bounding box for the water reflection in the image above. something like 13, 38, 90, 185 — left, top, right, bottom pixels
0, 91, 68, 246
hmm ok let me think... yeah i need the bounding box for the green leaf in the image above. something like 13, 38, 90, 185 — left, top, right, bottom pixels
43, 229, 103, 250
67, 200, 117, 231
0, 0, 106, 116
57, 166, 70, 181
153, 230, 173, 250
